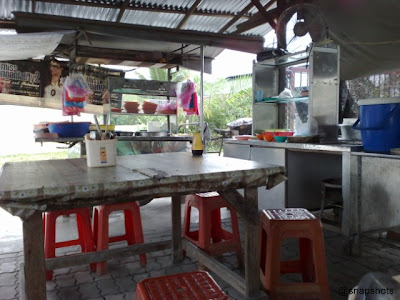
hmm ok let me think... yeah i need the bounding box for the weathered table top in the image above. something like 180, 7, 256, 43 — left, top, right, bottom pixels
0, 152, 285, 218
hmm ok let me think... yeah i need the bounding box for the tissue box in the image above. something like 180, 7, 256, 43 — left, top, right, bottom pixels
85, 138, 117, 167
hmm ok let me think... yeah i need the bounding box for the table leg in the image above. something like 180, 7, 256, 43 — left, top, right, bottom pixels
342, 153, 362, 255
244, 186, 261, 297
171, 195, 183, 263
21, 211, 46, 300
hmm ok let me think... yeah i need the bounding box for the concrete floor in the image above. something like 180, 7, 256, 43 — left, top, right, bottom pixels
1, 198, 400, 299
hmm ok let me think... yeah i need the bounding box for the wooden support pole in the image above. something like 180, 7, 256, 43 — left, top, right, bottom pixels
244, 186, 261, 297
22, 211, 46, 300
171, 195, 183, 263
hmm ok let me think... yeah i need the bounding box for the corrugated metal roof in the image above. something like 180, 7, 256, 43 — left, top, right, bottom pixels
2, 0, 275, 36
122, 10, 182, 28
34, 2, 119, 22
0, 0, 286, 72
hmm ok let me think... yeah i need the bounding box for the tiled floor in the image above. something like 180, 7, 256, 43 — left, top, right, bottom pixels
1, 198, 400, 299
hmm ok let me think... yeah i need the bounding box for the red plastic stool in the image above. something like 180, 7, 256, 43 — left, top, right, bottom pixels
183, 192, 242, 266
259, 208, 330, 300
43, 208, 95, 280
93, 202, 146, 275
134, 271, 229, 300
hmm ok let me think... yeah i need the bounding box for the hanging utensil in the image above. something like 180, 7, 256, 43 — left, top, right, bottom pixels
104, 112, 109, 139
93, 115, 103, 140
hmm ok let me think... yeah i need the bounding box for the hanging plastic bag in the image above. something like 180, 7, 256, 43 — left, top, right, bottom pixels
64, 73, 92, 98
176, 79, 199, 115
294, 115, 318, 136
62, 74, 92, 116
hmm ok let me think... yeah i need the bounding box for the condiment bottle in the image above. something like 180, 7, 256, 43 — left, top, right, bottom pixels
192, 131, 203, 156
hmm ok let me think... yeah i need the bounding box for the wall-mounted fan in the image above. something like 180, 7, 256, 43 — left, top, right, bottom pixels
276, 4, 328, 52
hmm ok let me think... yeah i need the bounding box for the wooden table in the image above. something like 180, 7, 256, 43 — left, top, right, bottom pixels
0, 152, 285, 300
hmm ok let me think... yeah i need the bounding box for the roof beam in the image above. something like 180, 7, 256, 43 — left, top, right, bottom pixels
218, 2, 255, 33
116, 0, 130, 23
177, 0, 203, 29
234, 7, 280, 34
31, 0, 252, 19
250, 0, 277, 30
65, 45, 214, 73
0, 20, 16, 29
14, 12, 264, 54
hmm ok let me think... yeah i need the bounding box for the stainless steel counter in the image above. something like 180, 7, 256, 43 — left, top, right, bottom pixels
224, 138, 363, 153
224, 138, 400, 255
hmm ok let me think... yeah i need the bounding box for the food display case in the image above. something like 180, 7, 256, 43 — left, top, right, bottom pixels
108, 77, 191, 156
252, 45, 340, 140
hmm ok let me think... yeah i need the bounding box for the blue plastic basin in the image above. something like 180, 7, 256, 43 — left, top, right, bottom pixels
47, 122, 91, 138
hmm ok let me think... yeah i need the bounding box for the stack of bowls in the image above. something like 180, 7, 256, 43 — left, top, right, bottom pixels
142, 101, 158, 114
124, 101, 139, 113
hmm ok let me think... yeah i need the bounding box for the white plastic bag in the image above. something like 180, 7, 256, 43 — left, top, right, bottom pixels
277, 88, 293, 99
294, 116, 318, 136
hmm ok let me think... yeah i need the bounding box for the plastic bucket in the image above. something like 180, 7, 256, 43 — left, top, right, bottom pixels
85, 137, 117, 167
353, 98, 400, 153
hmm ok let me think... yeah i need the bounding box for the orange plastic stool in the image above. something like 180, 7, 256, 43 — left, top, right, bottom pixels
259, 208, 330, 300
183, 192, 242, 265
134, 271, 229, 300
43, 208, 95, 280
92, 202, 146, 275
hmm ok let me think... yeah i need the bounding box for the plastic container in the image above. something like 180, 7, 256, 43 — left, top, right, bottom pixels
89, 124, 116, 132
353, 98, 400, 153
273, 136, 288, 142
47, 122, 90, 137
85, 137, 117, 167
263, 133, 274, 141
274, 131, 294, 137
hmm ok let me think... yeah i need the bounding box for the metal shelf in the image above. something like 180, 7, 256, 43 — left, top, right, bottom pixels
256, 50, 309, 68
255, 96, 309, 104
111, 112, 177, 116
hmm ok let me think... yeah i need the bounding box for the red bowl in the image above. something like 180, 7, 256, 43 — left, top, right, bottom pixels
142, 109, 156, 114
124, 101, 139, 111
142, 101, 158, 109
263, 133, 274, 142
125, 108, 139, 113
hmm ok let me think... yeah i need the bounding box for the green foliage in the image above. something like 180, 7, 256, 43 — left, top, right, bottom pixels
0, 151, 69, 167
129, 68, 253, 142
201, 75, 252, 130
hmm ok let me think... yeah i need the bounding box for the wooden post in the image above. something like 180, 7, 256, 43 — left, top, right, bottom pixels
244, 186, 261, 297
171, 195, 183, 263
22, 211, 46, 300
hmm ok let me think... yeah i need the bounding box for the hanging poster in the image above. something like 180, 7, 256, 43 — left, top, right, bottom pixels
69, 64, 124, 106
40, 58, 69, 100
0, 60, 42, 97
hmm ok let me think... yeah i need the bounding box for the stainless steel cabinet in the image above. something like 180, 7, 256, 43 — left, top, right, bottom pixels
223, 143, 250, 160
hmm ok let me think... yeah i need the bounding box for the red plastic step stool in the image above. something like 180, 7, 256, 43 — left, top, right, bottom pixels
134, 271, 229, 300
43, 208, 95, 280
183, 192, 242, 266
259, 208, 330, 300
92, 202, 146, 275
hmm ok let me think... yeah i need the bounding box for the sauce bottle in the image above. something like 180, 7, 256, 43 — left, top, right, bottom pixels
192, 131, 203, 156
